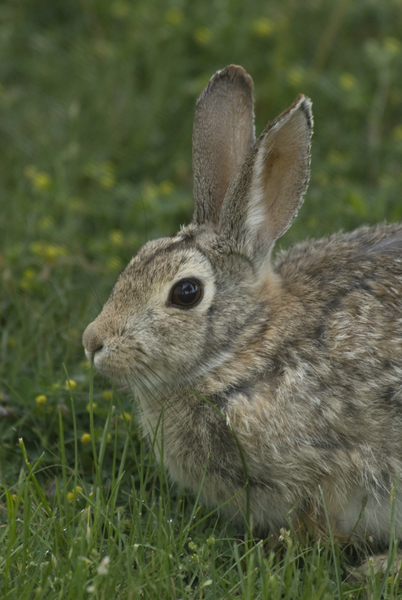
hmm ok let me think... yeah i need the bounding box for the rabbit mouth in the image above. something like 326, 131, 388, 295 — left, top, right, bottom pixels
87, 337, 178, 392
84, 339, 139, 380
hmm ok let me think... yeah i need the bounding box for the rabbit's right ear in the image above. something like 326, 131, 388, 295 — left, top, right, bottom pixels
219, 94, 313, 272
192, 65, 255, 227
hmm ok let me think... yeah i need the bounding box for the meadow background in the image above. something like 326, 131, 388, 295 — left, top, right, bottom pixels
1, 0, 402, 598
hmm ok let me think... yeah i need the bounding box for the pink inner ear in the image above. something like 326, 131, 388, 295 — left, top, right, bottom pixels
248, 98, 312, 246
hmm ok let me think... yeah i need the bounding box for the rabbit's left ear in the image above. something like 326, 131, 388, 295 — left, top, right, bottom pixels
219, 95, 313, 269
192, 65, 255, 227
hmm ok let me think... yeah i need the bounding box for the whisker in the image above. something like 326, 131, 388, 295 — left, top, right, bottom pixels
139, 361, 200, 427
136, 363, 188, 427
123, 359, 192, 431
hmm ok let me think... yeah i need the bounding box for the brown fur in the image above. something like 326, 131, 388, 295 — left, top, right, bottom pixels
83, 66, 402, 543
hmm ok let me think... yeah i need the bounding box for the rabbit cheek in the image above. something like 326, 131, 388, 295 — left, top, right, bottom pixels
145, 312, 209, 379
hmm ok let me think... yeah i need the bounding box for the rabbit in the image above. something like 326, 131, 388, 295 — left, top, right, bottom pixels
83, 64, 402, 544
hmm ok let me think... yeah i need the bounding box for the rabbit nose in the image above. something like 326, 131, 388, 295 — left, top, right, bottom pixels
82, 322, 104, 361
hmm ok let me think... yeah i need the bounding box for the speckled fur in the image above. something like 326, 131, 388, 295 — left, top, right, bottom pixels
83, 66, 402, 543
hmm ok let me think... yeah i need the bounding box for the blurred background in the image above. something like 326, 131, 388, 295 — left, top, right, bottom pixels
1, 0, 402, 482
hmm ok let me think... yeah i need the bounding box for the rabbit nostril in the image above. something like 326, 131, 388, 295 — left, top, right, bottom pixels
84, 342, 104, 365
82, 324, 105, 356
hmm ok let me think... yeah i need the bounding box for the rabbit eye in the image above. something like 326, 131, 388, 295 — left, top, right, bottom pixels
169, 278, 203, 308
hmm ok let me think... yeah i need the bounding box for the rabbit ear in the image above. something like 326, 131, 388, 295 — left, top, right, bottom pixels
192, 65, 255, 227
219, 94, 313, 270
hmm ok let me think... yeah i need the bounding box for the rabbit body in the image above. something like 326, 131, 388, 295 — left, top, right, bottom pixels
83, 66, 402, 543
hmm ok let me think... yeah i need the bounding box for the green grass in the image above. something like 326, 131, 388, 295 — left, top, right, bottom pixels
1, 0, 402, 597
1, 385, 401, 599
2, 378, 401, 599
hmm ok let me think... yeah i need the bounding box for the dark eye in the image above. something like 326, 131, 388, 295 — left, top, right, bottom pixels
169, 278, 203, 308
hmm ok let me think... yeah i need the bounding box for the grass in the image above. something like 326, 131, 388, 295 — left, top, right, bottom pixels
3, 379, 400, 599
1, 389, 401, 599
1, 0, 402, 597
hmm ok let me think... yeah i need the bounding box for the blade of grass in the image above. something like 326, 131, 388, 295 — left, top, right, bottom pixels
319, 485, 343, 599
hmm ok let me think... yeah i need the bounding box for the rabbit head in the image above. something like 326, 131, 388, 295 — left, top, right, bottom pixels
83, 65, 312, 396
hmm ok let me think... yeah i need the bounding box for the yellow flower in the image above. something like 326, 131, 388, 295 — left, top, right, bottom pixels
106, 257, 123, 271
102, 390, 113, 400
81, 433, 91, 445
20, 268, 36, 290
106, 433, 112, 443
85, 160, 116, 188
328, 150, 343, 166
123, 412, 131, 421
287, 68, 303, 87
86, 402, 98, 412
67, 486, 83, 503
38, 216, 54, 231
25, 166, 52, 190
393, 124, 402, 141
165, 7, 183, 26
143, 182, 158, 200
35, 394, 47, 408
30, 241, 44, 256
7, 337, 17, 348
100, 161, 116, 188
34, 172, 52, 190
111, 1, 130, 18
193, 27, 212, 46
339, 73, 356, 90
384, 37, 401, 56
45, 244, 67, 260
109, 230, 124, 246
69, 196, 86, 213
65, 379, 77, 390
20, 269, 35, 290
100, 174, 115, 189
30, 242, 67, 261
252, 17, 274, 38
159, 180, 174, 195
